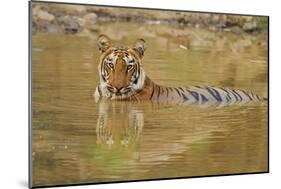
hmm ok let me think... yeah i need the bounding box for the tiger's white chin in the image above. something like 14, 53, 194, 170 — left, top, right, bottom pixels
94, 68, 146, 102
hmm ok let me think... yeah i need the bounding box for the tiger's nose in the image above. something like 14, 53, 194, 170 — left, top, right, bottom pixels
115, 87, 123, 92
115, 87, 123, 96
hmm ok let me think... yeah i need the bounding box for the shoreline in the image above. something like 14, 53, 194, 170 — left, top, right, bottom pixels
32, 3, 268, 35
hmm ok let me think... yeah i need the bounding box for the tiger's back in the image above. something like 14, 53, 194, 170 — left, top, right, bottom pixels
125, 76, 266, 105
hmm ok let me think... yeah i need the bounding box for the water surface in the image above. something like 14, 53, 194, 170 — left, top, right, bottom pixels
31, 23, 268, 187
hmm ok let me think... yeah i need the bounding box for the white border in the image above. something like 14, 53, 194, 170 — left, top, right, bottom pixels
1, 0, 280, 189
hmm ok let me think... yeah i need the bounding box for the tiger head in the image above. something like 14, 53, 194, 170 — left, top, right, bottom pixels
97, 34, 146, 99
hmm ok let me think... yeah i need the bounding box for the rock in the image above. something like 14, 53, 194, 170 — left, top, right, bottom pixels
61, 4, 87, 15
44, 6, 65, 17
243, 21, 258, 32
46, 24, 64, 33
34, 19, 64, 33
82, 13, 98, 31
179, 44, 188, 50
84, 13, 97, 24
35, 9, 55, 22
244, 16, 254, 22
30, 3, 267, 34
230, 26, 243, 34
58, 15, 81, 33
212, 15, 220, 23
209, 25, 217, 31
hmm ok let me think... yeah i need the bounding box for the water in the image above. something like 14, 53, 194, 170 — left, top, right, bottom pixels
31, 23, 268, 187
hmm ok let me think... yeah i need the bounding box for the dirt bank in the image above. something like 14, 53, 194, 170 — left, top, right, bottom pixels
31, 2, 268, 35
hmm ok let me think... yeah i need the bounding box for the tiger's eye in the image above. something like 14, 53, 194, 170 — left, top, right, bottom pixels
127, 65, 133, 70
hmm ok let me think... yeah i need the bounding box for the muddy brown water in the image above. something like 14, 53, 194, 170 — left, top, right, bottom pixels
31, 23, 268, 187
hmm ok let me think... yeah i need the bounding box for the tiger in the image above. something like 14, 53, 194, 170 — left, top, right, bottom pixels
94, 34, 267, 105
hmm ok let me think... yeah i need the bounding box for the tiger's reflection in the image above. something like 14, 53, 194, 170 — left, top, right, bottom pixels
96, 100, 144, 148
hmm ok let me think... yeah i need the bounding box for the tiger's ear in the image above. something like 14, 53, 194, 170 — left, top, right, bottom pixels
133, 39, 146, 58
97, 34, 111, 53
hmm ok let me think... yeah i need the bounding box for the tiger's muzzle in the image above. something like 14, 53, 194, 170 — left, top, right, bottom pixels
107, 85, 132, 96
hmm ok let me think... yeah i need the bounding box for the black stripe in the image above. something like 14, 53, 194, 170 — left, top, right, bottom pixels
179, 87, 190, 101
179, 87, 185, 92
252, 92, 258, 100
97, 85, 102, 96
100, 53, 112, 76
149, 85, 155, 100
232, 89, 242, 101
230, 90, 239, 102
206, 87, 222, 102
157, 86, 161, 100
133, 75, 139, 84
182, 93, 189, 102
200, 94, 208, 102
166, 88, 169, 98
186, 89, 199, 101
174, 88, 182, 98
104, 68, 109, 76
101, 74, 106, 82
255, 94, 260, 100
100, 58, 105, 75
177, 88, 189, 101
241, 90, 253, 100
250, 92, 256, 100
219, 87, 232, 102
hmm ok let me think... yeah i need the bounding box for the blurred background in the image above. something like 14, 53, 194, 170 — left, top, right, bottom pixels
32, 3, 268, 35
